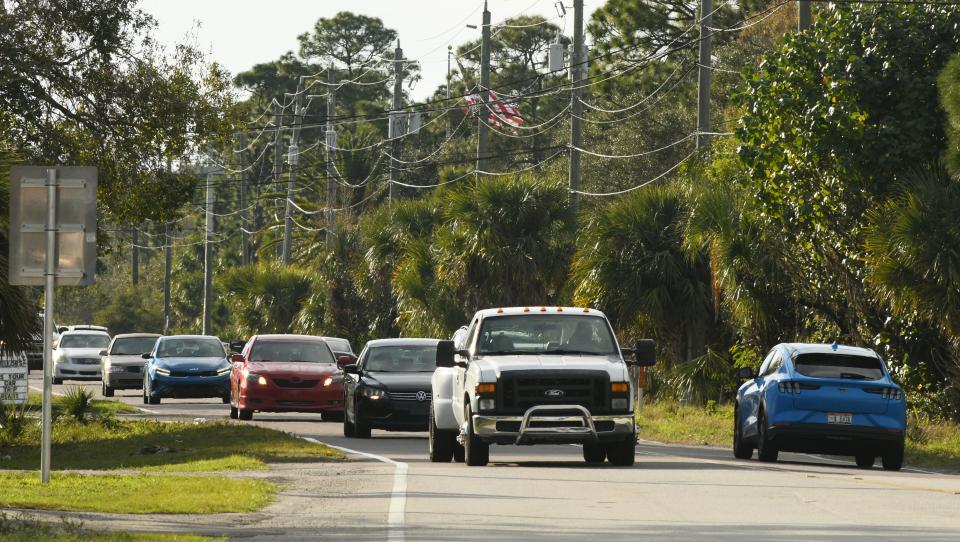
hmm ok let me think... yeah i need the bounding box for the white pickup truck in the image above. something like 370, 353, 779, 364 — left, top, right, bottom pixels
430, 307, 655, 466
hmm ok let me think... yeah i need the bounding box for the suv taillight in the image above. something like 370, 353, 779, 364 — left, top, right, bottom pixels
865, 387, 902, 400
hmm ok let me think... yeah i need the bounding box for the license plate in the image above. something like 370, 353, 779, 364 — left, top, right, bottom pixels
827, 412, 852, 425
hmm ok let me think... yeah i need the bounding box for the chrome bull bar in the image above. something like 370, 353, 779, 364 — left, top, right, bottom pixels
515, 404, 598, 445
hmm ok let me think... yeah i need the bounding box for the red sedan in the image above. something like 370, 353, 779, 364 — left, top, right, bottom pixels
229, 334, 345, 421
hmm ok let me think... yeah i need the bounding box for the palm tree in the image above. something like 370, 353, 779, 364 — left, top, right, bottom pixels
0, 147, 40, 355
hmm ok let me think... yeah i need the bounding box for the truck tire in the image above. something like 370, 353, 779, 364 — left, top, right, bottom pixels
605, 438, 635, 466
463, 406, 489, 466
583, 443, 606, 464
429, 409, 455, 462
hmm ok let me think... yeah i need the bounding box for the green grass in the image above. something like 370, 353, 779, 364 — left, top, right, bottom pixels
0, 512, 220, 542
0, 471, 273, 514
27, 392, 141, 415
637, 401, 960, 471
0, 419, 343, 471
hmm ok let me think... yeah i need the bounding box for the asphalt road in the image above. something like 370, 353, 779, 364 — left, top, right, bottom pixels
30, 374, 960, 541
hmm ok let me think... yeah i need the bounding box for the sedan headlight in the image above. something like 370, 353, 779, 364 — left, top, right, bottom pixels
155, 367, 171, 376
216, 365, 231, 376
361, 387, 387, 400
323, 375, 344, 387
246, 372, 267, 386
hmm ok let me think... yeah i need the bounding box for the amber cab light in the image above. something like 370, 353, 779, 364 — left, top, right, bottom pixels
610, 382, 629, 394
476, 383, 496, 394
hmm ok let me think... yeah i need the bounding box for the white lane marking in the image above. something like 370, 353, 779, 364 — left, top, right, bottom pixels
302, 437, 407, 542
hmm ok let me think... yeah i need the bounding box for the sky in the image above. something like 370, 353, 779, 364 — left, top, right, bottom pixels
139, 0, 602, 101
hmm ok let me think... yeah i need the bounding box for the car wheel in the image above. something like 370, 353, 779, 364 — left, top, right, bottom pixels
354, 405, 371, 439
756, 410, 779, 463
605, 438, 636, 466
102, 382, 114, 398
52, 378, 62, 385
855, 453, 875, 469
882, 440, 904, 471
583, 443, 607, 464
229, 405, 239, 419
238, 409, 253, 421
429, 408, 454, 462
463, 405, 489, 466
453, 443, 465, 463
343, 413, 356, 437
732, 404, 753, 460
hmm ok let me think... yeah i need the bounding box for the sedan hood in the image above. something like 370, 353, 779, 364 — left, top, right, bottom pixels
247, 361, 339, 376
473, 354, 629, 381
61, 347, 105, 359
362, 371, 433, 391
108, 354, 147, 366
156, 356, 227, 370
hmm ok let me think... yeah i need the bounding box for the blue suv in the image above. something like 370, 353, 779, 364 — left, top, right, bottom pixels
734, 343, 906, 470
143, 335, 231, 405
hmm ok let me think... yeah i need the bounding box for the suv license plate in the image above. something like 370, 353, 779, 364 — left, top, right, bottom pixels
827, 412, 852, 425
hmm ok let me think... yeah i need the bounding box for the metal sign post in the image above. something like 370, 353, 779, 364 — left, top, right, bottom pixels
8, 165, 97, 484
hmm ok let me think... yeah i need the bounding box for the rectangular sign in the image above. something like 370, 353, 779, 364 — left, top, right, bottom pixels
8, 165, 97, 286
0, 353, 28, 405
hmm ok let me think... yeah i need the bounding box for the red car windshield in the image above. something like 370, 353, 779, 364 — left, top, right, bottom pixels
250, 341, 335, 363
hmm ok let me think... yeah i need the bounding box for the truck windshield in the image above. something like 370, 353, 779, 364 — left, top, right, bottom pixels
477, 314, 618, 356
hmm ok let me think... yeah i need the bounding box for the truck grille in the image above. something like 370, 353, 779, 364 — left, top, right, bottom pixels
498, 370, 609, 414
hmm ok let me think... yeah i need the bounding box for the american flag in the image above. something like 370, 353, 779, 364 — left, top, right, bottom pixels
461, 88, 525, 132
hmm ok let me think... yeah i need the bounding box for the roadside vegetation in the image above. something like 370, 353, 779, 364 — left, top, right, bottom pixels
0, 512, 222, 541
27, 390, 141, 417
637, 401, 960, 471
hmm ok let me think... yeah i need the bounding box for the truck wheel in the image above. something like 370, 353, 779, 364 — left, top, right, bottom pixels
756, 410, 778, 463
463, 406, 489, 466
429, 409, 454, 462
583, 443, 606, 464
882, 440, 904, 471
605, 439, 635, 466
732, 405, 753, 459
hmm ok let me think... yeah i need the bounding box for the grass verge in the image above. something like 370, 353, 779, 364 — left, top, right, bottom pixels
1, 511, 223, 540
27, 392, 141, 415
637, 400, 960, 471
0, 472, 273, 514
0, 419, 343, 471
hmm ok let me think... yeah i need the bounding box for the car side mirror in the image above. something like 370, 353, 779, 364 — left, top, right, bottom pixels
337, 355, 354, 368
436, 340, 456, 368
57, 326, 68, 333
141, 353, 152, 360
736, 367, 755, 380
99, 350, 108, 357
342, 364, 359, 374
230, 353, 244, 363
632, 339, 656, 367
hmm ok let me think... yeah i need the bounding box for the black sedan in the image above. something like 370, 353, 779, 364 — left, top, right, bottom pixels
342, 338, 438, 438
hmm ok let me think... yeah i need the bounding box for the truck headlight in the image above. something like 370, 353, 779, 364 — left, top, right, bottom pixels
478, 398, 496, 411
611, 397, 629, 411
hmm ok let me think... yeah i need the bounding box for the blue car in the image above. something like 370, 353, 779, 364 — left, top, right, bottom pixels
734, 343, 906, 470
143, 335, 231, 405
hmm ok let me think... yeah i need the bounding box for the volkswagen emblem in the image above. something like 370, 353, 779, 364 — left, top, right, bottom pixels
544, 389, 565, 398
416, 390, 428, 402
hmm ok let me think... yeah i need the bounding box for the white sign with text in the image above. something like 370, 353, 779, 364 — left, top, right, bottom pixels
0, 353, 28, 404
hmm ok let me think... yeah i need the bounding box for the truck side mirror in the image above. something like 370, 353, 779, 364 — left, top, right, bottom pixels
633, 339, 656, 367
436, 340, 456, 368
736, 367, 755, 380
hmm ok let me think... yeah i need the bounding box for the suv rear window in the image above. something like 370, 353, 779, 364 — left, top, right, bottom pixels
793, 353, 884, 380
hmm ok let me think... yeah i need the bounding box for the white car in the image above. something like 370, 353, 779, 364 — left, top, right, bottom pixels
52, 329, 111, 384
100, 333, 161, 396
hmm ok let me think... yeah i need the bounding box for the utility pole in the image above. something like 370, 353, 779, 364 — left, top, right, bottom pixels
131, 228, 139, 285
326, 67, 338, 249
238, 131, 249, 265
696, 0, 713, 151
163, 160, 172, 334
272, 101, 283, 260
447, 45, 453, 139
390, 41, 404, 203
569, 0, 585, 213
476, 2, 491, 174
798, 1, 811, 31
282, 77, 304, 264
202, 157, 214, 335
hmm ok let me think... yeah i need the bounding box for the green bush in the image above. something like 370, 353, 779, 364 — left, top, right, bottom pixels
60, 387, 94, 424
